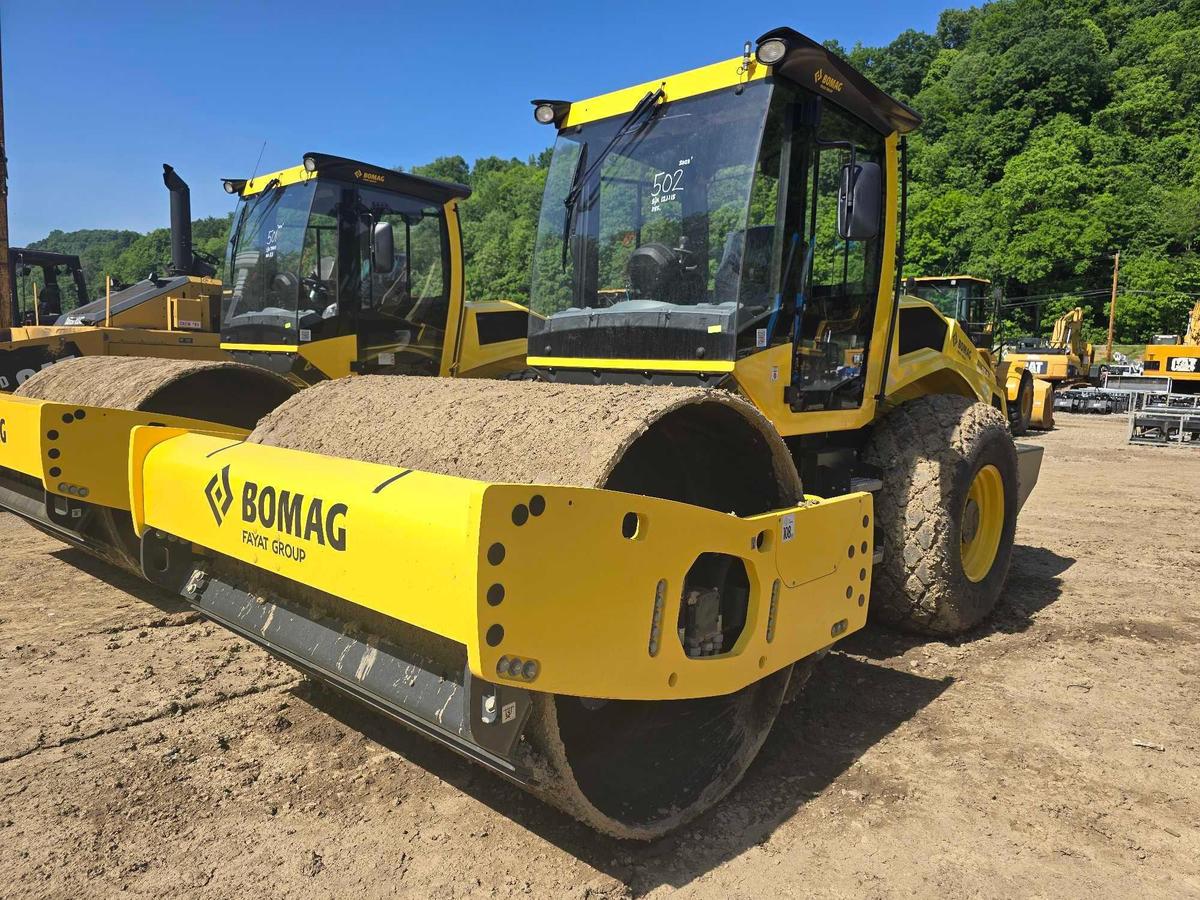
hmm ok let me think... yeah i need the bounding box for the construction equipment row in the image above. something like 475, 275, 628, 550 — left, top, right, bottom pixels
0, 28, 1043, 837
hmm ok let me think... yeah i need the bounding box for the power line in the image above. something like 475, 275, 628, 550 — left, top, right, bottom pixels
1001, 288, 1200, 310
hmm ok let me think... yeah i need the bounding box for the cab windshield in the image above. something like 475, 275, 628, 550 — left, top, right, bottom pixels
224, 182, 317, 344
530, 84, 771, 362
222, 180, 452, 369
911, 279, 993, 347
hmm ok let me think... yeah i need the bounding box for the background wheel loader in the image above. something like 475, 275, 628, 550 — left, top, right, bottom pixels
0, 28, 1042, 839
907, 274, 1053, 433
7, 247, 90, 325
0, 157, 528, 391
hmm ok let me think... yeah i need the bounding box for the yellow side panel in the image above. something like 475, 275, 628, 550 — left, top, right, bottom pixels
0, 396, 47, 479
0, 397, 245, 509
133, 432, 486, 646
298, 335, 356, 380
476, 485, 872, 699
455, 300, 528, 379
105, 329, 225, 360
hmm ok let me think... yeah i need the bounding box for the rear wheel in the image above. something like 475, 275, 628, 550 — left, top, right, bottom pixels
1008, 370, 1033, 436
863, 394, 1019, 636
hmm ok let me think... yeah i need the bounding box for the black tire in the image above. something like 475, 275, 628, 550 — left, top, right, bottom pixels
863, 394, 1019, 636
1009, 370, 1033, 436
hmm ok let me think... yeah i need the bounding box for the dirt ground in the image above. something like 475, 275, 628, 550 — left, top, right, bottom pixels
0, 414, 1197, 898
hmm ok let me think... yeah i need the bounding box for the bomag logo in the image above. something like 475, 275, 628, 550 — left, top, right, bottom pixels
204, 464, 349, 561
813, 68, 845, 93
205, 464, 234, 525
951, 332, 974, 360
353, 168, 386, 185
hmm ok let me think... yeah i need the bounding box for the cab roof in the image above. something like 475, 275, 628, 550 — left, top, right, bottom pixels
538, 27, 922, 136
760, 28, 922, 136
231, 152, 471, 205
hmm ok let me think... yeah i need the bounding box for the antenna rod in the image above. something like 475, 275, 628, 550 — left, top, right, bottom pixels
0, 29, 12, 329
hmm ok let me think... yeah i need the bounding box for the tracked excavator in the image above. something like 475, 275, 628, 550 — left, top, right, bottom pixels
1006, 305, 1095, 388
0, 158, 527, 391
0, 29, 1042, 838
908, 275, 1053, 432
1142, 300, 1200, 392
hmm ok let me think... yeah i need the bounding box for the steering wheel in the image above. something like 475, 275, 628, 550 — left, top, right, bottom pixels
270, 272, 299, 300
301, 274, 329, 305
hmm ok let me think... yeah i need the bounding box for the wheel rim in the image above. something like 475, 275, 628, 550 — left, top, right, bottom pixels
1020, 381, 1034, 421
960, 464, 1005, 583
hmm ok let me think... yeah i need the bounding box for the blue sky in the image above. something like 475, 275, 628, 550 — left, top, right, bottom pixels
3, 0, 947, 244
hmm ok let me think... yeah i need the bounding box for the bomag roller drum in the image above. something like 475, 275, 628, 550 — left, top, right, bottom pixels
16, 356, 296, 570
240, 375, 806, 838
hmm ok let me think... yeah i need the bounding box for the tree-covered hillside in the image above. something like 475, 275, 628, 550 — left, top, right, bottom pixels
30, 217, 232, 299
25, 0, 1199, 344
835, 0, 1200, 342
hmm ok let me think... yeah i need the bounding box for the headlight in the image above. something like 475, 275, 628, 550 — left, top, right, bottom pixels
223, 180, 238, 194
755, 38, 788, 66
534, 103, 557, 125
303, 155, 318, 173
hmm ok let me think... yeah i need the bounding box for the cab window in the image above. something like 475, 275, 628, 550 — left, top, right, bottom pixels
355, 187, 451, 376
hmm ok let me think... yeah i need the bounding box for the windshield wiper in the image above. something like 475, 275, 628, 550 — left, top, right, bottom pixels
229, 177, 281, 264
560, 87, 664, 271
561, 143, 588, 270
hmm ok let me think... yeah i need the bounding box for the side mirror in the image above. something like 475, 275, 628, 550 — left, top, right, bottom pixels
837, 161, 881, 241
372, 221, 395, 274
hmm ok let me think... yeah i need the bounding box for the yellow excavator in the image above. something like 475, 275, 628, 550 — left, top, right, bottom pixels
0, 29, 1042, 838
1005, 305, 1095, 389
0, 158, 527, 391
1142, 300, 1200, 392
907, 275, 1053, 432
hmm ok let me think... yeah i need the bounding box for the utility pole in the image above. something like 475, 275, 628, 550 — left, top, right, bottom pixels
1105, 250, 1120, 363
0, 28, 11, 329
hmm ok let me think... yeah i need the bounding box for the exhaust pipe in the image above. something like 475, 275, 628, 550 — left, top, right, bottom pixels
162, 164, 215, 278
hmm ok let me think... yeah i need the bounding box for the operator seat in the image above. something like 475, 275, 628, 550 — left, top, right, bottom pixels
715, 225, 774, 307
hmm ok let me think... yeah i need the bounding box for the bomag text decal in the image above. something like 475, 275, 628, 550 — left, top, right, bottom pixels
205, 464, 349, 562
813, 68, 844, 93
241, 479, 349, 561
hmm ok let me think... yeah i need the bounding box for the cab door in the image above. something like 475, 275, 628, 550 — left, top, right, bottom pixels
354, 189, 452, 377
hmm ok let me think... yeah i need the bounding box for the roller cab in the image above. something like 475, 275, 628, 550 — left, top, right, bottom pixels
907, 275, 1054, 432
220, 154, 527, 386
